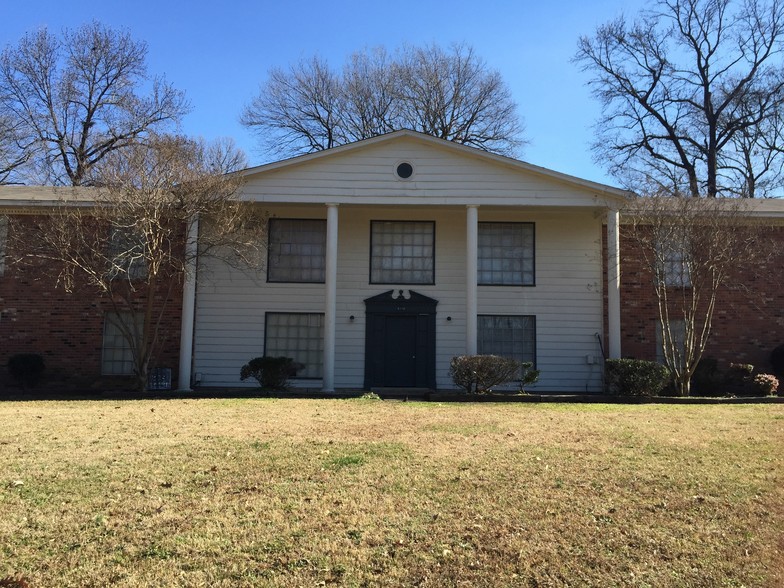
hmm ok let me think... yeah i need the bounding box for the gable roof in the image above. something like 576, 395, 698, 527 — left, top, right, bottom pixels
240, 129, 632, 203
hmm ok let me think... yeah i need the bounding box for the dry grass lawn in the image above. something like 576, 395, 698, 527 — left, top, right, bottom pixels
0, 398, 782, 587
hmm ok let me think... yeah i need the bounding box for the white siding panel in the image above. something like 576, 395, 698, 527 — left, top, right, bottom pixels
240, 138, 614, 208
194, 206, 605, 392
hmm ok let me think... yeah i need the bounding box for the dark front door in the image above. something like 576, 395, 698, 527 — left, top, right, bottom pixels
364, 290, 437, 389
383, 315, 417, 387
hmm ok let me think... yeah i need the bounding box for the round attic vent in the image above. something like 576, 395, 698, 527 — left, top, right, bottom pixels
396, 162, 414, 179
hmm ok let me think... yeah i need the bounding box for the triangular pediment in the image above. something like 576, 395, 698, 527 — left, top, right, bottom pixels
237, 130, 630, 208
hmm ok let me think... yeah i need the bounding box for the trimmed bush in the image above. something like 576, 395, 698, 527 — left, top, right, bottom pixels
518, 361, 540, 392
449, 355, 529, 394
605, 359, 670, 397
751, 373, 779, 396
7, 353, 45, 389
725, 363, 755, 396
240, 356, 301, 390
690, 357, 723, 396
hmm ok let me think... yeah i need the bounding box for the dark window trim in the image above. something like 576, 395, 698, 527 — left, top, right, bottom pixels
0, 215, 8, 278
369, 220, 436, 285
477, 313, 537, 368
477, 221, 536, 287
263, 311, 325, 381
267, 217, 327, 284
101, 310, 144, 376
108, 225, 148, 281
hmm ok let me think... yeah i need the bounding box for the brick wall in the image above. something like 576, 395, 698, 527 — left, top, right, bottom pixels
0, 214, 184, 391
611, 224, 784, 375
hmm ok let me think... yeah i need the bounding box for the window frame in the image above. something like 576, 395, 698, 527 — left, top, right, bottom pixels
108, 225, 147, 280
0, 215, 7, 277
477, 314, 537, 367
655, 318, 686, 364
267, 218, 327, 284
101, 311, 143, 376
477, 221, 536, 286
369, 220, 436, 285
656, 230, 692, 288
263, 312, 325, 380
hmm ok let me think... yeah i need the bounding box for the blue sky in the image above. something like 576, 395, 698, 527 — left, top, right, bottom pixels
3, 0, 648, 185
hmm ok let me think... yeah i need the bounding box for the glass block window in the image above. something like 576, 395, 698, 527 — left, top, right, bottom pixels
268, 219, 327, 283
265, 313, 324, 378
102, 312, 143, 375
478, 222, 534, 285
477, 315, 536, 365
370, 221, 434, 284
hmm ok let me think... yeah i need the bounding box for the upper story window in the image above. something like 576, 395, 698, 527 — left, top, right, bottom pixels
109, 225, 147, 280
370, 221, 435, 284
268, 218, 327, 283
656, 230, 691, 287
0, 216, 7, 277
478, 222, 535, 285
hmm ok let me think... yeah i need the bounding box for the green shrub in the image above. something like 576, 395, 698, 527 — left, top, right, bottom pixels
605, 359, 670, 397
240, 356, 301, 390
449, 355, 530, 394
725, 363, 755, 396
690, 357, 723, 396
518, 361, 540, 392
7, 353, 45, 389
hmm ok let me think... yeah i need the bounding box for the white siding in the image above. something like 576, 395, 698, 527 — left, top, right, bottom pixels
194, 206, 605, 392
241, 137, 617, 208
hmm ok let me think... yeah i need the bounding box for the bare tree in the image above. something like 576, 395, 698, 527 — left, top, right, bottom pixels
0, 21, 189, 186
241, 56, 344, 155
624, 195, 763, 395
721, 88, 784, 197
341, 47, 400, 141
576, 0, 784, 197
395, 44, 524, 155
11, 135, 264, 391
0, 114, 31, 184
241, 43, 524, 158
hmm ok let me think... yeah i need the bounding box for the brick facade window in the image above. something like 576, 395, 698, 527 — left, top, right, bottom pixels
109, 225, 147, 280
657, 231, 691, 287
102, 312, 143, 375
0, 215, 7, 277
656, 319, 686, 364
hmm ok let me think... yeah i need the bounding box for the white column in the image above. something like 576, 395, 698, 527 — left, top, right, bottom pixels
178, 215, 199, 391
466, 205, 479, 355
607, 208, 622, 359
323, 203, 339, 392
